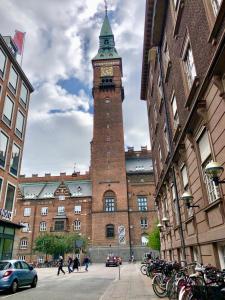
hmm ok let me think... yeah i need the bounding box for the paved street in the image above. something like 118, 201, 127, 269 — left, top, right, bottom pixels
0, 263, 161, 300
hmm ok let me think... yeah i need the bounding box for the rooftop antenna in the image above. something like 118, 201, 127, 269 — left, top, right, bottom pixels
104, 0, 108, 15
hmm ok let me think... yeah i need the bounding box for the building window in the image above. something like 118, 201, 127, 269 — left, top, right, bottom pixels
218, 244, 225, 269
138, 196, 148, 211
15, 111, 25, 139
59, 195, 65, 201
23, 207, 31, 217
105, 198, 115, 212
0, 48, 6, 77
40, 222, 47, 232
163, 40, 171, 74
164, 126, 170, 153
171, 93, 179, 130
0, 131, 9, 168
10, 144, 21, 177
211, 0, 222, 15
57, 206, 65, 216
20, 239, 28, 249
74, 220, 81, 231
181, 165, 189, 191
159, 146, 163, 168
21, 223, 30, 232
18, 256, 26, 261
8, 66, 18, 94
20, 83, 28, 108
38, 256, 44, 263
4, 183, 15, 211
106, 224, 114, 238
157, 75, 163, 101
140, 219, 148, 229
74, 205, 81, 214
183, 42, 196, 89
171, 184, 179, 224
55, 220, 64, 231
41, 207, 48, 216
3, 95, 14, 127
197, 129, 219, 203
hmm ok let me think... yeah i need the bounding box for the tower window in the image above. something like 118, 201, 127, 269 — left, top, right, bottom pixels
104, 190, 116, 212
106, 224, 114, 238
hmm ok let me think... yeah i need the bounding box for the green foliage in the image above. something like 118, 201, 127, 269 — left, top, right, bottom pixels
34, 233, 87, 257
147, 222, 160, 251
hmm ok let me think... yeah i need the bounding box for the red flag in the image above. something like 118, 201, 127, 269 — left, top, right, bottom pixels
13, 30, 25, 55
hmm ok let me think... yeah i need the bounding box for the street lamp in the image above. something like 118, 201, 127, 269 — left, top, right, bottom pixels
180, 191, 199, 208
205, 161, 225, 186
157, 223, 163, 230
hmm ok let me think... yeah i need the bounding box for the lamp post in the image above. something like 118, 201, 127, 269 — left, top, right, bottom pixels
205, 161, 225, 186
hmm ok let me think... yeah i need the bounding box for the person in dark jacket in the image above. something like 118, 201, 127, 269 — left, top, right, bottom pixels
67, 256, 73, 273
73, 256, 80, 272
57, 256, 65, 275
83, 256, 90, 271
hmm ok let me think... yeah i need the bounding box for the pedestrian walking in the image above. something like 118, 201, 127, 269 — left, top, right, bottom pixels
83, 256, 90, 272
57, 256, 65, 276
73, 256, 80, 272
67, 256, 73, 273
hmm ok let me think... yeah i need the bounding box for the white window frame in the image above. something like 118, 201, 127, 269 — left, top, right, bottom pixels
9, 142, 21, 178
57, 206, 65, 215
0, 47, 7, 78
20, 239, 28, 249
0, 130, 9, 169
20, 82, 29, 108
197, 129, 220, 203
39, 221, 47, 232
140, 219, 148, 229
23, 207, 31, 217
15, 110, 25, 140
211, 0, 222, 15
171, 93, 179, 129
182, 39, 197, 89
41, 207, 48, 216
141, 235, 148, 246
21, 222, 30, 232
8, 65, 18, 94
2, 94, 15, 128
4, 181, 16, 214
74, 220, 81, 231
74, 205, 81, 214
164, 125, 170, 153
59, 195, 65, 201
18, 255, 26, 261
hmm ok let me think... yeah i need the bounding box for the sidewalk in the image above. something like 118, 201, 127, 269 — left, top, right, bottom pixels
100, 263, 168, 300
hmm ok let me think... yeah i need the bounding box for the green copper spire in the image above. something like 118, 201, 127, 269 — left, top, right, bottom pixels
93, 9, 120, 61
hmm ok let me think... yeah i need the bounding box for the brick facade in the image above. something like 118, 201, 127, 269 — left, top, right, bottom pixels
141, 0, 225, 267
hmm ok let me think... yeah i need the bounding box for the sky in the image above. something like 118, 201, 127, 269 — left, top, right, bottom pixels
0, 0, 150, 176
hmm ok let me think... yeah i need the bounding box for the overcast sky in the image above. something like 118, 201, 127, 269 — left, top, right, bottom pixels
0, 0, 150, 176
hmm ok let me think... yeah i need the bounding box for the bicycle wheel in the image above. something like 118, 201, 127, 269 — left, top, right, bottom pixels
140, 264, 147, 275
152, 274, 168, 298
166, 277, 177, 299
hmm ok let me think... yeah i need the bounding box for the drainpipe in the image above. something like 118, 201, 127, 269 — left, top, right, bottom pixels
127, 185, 132, 259
157, 47, 186, 261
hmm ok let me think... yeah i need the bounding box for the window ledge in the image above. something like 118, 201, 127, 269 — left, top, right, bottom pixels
185, 77, 200, 108
173, 0, 185, 37
184, 215, 194, 224
173, 124, 182, 141
208, 3, 225, 43
203, 198, 223, 212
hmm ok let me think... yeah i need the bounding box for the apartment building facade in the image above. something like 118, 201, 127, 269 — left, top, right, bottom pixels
141, 0, 225, 267
0, 34, 33, 259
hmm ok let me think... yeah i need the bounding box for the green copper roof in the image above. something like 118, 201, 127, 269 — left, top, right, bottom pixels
93, 13, 120, 61
100, 14, 113, 36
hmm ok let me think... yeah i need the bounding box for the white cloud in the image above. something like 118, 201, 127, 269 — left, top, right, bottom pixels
0, 0, 150, 176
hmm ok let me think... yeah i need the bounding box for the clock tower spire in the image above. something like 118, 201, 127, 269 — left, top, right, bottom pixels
90, 10, 129, 260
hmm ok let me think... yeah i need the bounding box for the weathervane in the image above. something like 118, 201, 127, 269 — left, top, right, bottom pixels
104, 0, 108, 15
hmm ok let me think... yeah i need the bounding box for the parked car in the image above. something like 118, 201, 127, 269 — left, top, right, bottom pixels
105, 256, 122, 267
0, 260, 38, 293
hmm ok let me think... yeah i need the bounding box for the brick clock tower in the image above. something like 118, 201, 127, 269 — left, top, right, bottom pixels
91, 11, 130, 259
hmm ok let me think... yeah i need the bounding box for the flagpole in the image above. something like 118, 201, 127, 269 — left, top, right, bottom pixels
20, 32, 26, 67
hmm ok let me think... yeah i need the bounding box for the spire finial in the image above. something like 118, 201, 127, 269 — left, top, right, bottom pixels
104, 0, 108, 15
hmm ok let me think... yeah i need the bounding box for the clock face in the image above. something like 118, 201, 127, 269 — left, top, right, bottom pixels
101, 66, 113, 77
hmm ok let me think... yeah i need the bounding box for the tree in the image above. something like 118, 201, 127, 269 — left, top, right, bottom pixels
148, 222, 160, 251
34, 233, 87, 258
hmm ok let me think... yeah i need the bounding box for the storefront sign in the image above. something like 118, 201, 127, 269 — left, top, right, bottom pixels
0, 208, 12, 221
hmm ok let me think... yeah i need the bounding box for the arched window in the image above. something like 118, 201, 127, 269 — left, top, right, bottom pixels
106, 224, 114, 238
20, 238, 28, 249
104, 190, 116, 212
74, 220, 81, 231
